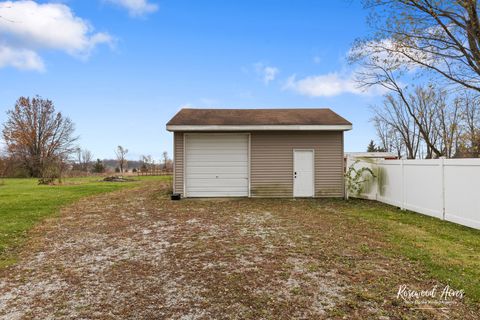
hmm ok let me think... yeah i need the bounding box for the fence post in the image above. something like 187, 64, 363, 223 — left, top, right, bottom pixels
440, 158, 446, 220
375, 159, 379, 201
345, 156, 349, 200
401, 159, 405, 210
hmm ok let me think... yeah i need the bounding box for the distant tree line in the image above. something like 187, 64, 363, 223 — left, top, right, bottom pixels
1, 96, 172, 182
371, 88, 479, 159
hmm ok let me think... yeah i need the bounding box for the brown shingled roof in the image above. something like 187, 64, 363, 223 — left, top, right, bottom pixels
167, 108, 351, 126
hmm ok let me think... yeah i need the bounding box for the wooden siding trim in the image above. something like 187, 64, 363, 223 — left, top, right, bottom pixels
248, 133, 251, 197
173, 132, 176, 193
183, 133, 186, 196
173, 132, 184, 195
341, 132, 345, 198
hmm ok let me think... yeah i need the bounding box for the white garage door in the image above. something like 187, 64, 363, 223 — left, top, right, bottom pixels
185, 133, 249, 197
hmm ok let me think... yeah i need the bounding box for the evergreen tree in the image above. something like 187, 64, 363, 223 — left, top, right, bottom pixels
367, 140, 377, 152
92, 159, 105, 173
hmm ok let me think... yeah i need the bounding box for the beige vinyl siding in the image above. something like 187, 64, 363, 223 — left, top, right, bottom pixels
173, 131, 345, 198
173, 132, 184, 194
250, 131, 344, 198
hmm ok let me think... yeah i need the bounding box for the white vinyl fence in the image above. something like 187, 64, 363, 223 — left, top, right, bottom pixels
346, 157, 480, 230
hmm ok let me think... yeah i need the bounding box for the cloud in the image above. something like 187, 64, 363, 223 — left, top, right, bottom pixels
105, 0, 158, 16
254, 63, 279, 84
0, 1, 112, 71
284, 71, 386, 97
285, 35, 430, 98
284, 72, 364, 97
0, 44, 44, 71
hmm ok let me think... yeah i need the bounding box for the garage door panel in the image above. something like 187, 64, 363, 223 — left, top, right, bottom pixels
188, 162, 248, 168
186, 154, 248, 162
186, 178, 248, 187
186, 186, 248, 192
187, 149, 247, 154
186, 191, 248, 197
189, 153, 248, 162
187, 146, 247, 151
187, 173, 248, 179
185, 134, 249, 197
188, 135, 247, 142
187, 143, 247, 149
187, 166, 247, 174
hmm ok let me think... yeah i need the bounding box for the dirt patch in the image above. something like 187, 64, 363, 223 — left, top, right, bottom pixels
101, 176, 135, 182
0, 181, 478, 319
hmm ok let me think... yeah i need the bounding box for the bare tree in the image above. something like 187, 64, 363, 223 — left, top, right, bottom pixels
465, 94, 480, 153
370, 82, 469, 159
115, 145, 128, 173
2, 96, 78, 177
436, 97, 462, 158
76, 148, 93, 172
410, 86, 445, 158
372, 93, 421, 158
354, 0, 480, 92
373, 117, 394, 153
457, 92, 480, 157
140, 155, 154, 172
355, 45, 453, 158
162, 151, 169, 170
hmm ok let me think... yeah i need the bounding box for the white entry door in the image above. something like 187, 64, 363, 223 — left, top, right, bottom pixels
293, 150, 314, 197
185, 133, 249, 197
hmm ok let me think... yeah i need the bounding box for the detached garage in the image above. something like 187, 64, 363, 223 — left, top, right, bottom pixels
166, 108, 352, 198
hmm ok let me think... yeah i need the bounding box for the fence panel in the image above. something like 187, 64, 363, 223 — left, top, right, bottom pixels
377, 160, 403, 208
346, 157, 480, 230
444, 159, 480, 229
402, 160, 443, 219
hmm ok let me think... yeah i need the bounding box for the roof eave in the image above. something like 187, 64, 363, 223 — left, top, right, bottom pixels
166, 124, 352, 132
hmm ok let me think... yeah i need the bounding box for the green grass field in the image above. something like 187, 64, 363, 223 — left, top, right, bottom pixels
0, 176, 169, 267
345, 199, 480, 302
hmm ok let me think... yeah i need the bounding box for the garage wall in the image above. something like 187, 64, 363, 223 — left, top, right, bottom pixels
173, 132, 184, 194
174, 131, 345, 197
250, 131, 344, 198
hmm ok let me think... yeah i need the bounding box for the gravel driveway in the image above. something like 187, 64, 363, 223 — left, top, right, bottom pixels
0, 181, 477, 319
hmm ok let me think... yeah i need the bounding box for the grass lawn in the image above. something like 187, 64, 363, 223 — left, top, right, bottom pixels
343, 199, 480, 303
0, 175, 170, 267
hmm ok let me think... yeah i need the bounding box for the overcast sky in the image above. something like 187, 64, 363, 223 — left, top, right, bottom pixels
0, 0, 383, 161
